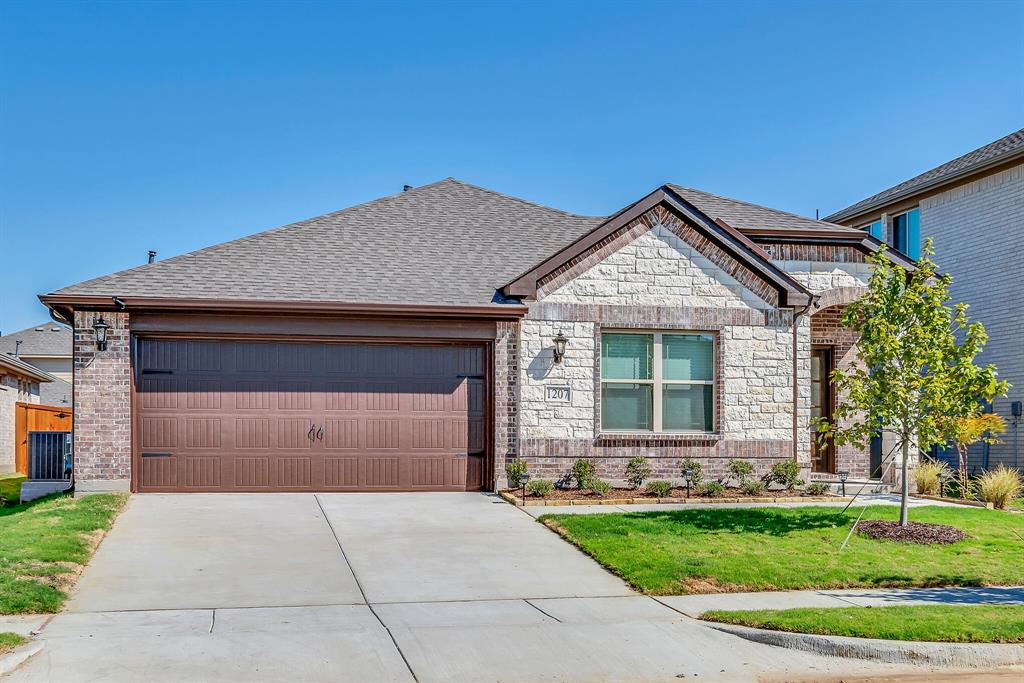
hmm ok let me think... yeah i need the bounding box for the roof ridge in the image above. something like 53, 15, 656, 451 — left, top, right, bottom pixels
670, 184, 853, 230
443, 178, 603, 220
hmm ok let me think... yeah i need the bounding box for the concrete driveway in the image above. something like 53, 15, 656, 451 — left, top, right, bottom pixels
8, 493, 936, 682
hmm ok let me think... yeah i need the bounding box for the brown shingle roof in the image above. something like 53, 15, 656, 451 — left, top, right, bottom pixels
669, 185, 861, 234
53, 179, 603, 308
50, 178, 869, 309
825, 128, 1024, 222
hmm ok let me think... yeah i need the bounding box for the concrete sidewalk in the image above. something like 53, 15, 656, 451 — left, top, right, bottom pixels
522, 493, 966, 517
658, 586, 1024, 617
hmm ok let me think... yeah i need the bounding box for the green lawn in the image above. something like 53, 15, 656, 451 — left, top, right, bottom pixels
0, 473, 26, 505
543, 506, 1024, 594
0, 493, 127, 614
702, 605, 1024, 643
0, 631, 27, 655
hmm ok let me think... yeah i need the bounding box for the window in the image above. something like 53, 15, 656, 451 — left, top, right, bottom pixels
890, 208, 920, 259
600, 331, 714, 433
861, 220, 884, 241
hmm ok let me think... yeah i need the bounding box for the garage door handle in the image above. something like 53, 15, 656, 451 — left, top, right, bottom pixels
307, 425, 316, 440
316, 426, 324, 441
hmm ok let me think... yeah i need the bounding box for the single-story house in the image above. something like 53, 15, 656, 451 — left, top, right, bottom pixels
1, 323, 73, 407
41, 179, 914, 494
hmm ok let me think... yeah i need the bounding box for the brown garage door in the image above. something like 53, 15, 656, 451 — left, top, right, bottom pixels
135, 339, 487, 492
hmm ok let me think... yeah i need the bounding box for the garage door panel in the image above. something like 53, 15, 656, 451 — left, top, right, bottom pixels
235, 418, 271, 449
324, 457, 359, 487
235, 456, 270, 487
136, 339, 488, 492
140, 454, 177, 489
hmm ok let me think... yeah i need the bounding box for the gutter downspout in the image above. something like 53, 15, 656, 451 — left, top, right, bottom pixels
792, 297, 817, 460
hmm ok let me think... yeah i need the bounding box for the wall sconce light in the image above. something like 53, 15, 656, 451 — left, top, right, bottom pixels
92, 315, 111, 351
552, 332, 568, 364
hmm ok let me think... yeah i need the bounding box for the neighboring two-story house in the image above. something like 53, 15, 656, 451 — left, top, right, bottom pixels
826, 128, 1024, 472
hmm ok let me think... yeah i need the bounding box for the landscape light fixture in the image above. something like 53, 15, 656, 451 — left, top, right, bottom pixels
682, 465, 698, 498
838, 470, 850, 497
552, 332, 568, 364
519, 471, 531, 503
92, 316, 111, 351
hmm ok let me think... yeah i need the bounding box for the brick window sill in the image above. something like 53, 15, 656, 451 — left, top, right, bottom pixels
596, 432, 723, 444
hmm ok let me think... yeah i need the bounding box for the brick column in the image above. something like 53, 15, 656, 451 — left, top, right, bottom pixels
73, 311, 131, 494
493, 320, 519, 489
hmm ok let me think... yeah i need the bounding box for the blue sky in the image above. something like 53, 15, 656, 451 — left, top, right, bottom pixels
1, 0, 1021, 333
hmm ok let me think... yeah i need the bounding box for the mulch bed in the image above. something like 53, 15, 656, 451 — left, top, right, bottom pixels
506, 486, 823, 502
856, 520, 968, 545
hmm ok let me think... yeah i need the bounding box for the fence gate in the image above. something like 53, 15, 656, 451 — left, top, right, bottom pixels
28, 432, 72, 481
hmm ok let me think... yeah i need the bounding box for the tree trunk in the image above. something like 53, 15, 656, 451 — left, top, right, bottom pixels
899, 437, 910, 527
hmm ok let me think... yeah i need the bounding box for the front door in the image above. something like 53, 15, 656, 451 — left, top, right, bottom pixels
810, 347, 835, 474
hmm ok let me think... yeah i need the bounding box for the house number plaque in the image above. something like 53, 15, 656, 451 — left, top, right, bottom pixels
546, 386, 571, 403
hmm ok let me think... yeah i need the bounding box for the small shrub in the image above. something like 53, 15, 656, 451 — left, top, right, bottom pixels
804, 482, 830, 496
679, 457, 704, 486
914, 460, 950, 496
645, 480, 673, 498
763, 460, 804, 490
571, 459, 598, 489
740, 479, 766, 496
976, 465, 1023, 510
526, 479, 554, 498
726, 459, 754, 485
625, 456, 652, 489
505, 458, 529, 488
587, 478, 613, 496
697, 481, 725, 498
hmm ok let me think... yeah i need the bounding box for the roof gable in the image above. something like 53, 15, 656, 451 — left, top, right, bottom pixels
504, 186, 812, 307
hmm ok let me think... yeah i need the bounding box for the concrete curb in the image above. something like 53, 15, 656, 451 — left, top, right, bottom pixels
0, 641, 43, 676
913, 495, 994, 509
709, 622, 1024, 668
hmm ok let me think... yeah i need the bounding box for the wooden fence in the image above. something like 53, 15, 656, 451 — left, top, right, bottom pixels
15, 402, 72, 475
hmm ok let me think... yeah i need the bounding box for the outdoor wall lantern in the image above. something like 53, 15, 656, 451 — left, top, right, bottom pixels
552, 332, 569, 364
92, 315, 111, 351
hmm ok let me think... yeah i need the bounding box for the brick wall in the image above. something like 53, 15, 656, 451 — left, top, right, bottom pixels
921, 164, 1023, 470
493, 320, 520, 487
73, 311, 132, 493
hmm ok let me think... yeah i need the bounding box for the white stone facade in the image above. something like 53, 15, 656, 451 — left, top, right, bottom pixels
520, 218, 800, 458
541, 226, 773, 310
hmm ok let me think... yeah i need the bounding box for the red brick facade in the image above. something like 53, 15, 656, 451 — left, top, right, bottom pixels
73, 310, 132, 492
809, 304, 871, 478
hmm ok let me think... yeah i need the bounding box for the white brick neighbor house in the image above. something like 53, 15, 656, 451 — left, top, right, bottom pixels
827, 128, 1023, 472
41, 179, 914, 494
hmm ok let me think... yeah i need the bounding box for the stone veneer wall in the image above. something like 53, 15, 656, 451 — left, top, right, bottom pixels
517, 214, 799, 484
73, 311, 132, 493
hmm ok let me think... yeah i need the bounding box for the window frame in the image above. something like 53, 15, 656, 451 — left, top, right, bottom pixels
599, 329, 716, 434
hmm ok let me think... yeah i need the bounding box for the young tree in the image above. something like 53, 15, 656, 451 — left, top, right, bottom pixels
948, 413, 1006, 499
815, 239, 1008, 526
